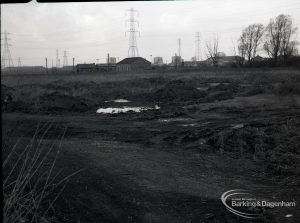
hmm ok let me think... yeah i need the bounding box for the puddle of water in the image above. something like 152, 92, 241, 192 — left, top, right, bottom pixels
96, 105, 160, 114
180, 123, 197, 127
104, 99, 130, 103
232, 124, 244, 129
209, 83, 221, 87
197, 87, 209, 91
208, 82, 230, 87
159, 117, 191, 122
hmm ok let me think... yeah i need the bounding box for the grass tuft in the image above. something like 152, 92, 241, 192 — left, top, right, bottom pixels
2, 122, 81, 223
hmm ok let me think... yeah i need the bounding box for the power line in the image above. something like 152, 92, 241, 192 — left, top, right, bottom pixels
125, 8, 140, 57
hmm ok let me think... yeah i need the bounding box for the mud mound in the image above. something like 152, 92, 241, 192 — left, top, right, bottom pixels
45, 80, 100, 96
205, 82, 240, 102
220, 83, 239, 92
3, 81, 103, 114
154, 80, 207, 103
38, 92, 89, 113
1, 85, 15, 99
207, 123, 300, 176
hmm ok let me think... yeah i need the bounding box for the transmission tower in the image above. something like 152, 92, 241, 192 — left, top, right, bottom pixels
178, 38, 181, 57
63, 50, 68, 66
195, 32, 201, 61
1, 30, 14, 69
125, 8, 140, 57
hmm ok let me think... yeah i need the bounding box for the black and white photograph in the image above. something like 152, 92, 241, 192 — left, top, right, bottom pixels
1, 0, 300, 222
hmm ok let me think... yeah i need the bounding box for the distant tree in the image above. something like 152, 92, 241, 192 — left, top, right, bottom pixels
231, 38, 245, 66
237, 35, 246, 65
206, 35, 219, 67
238, 24, 264, 64
284, 40, 299, 57
264, 14, 298, 64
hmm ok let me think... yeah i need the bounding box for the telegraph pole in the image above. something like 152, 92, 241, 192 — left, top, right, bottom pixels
178, 38, 181, 57
175, 53, 178, 69
125, 8, 140, 57
195, 32, 200, 61
45, 57, 48, 74
72, 57, 75, 73
107, 53, 110, 72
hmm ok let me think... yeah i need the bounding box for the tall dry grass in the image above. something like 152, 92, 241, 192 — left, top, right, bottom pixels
2, 122, 81, 223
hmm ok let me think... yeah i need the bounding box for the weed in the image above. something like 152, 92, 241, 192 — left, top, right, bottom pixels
2, 123, 81, 223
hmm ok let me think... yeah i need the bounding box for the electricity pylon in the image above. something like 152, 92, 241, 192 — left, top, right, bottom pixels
125, 8, 140, 57
63, 50, 68, 66
1, 30, 14, 69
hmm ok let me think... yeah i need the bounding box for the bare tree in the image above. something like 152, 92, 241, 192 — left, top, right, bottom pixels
206, 35, 219, 67
237, 34, 247, 65
264, 14, 298, 64
238, 24, 264, 63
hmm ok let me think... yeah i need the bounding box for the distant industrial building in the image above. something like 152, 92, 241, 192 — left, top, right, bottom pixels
2, 66, 46, 74
191, 56, 197, 62
184, 61, 200, 67
217, 52, 226, 57
252, 55, 264, 61
96, 63, 116, 72
62, 66, 74, 72
170, 55, 183, 67
153, 57, 163, 65
205, 55, 242, 67
218, 56, 242, 66
76, 63, 95, 73
116, 57, 151, 72
106, 57, 117, 64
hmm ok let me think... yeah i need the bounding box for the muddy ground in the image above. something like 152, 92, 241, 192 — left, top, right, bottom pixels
2, 68, 300, 223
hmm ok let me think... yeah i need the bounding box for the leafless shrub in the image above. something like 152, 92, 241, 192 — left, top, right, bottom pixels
205, 35, 220, 67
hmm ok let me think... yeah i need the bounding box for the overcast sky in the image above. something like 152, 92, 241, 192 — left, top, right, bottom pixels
1, 0, 300, 66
